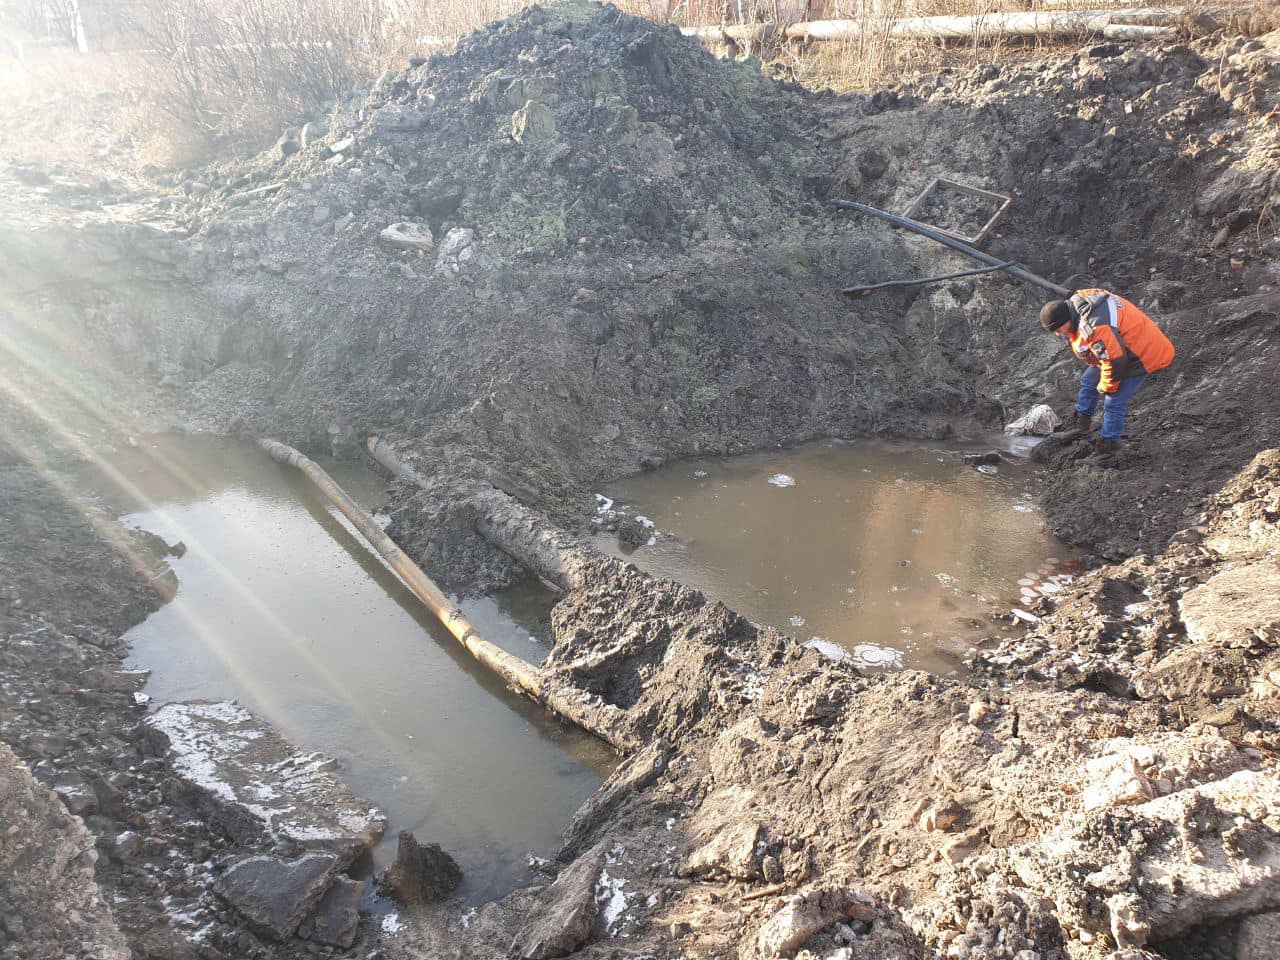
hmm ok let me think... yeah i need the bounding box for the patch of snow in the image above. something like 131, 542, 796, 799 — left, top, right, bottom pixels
382, 913, 403, 934
803, 637, 847, 661
595, 869, 630, 933
595, 494, 614, 513
372, 511, 392, 528
767, 473, 796, 488
788, 615, 806, 628
460, 907, 478, 929
635, 515, 655, 528
977, 464, 999, 475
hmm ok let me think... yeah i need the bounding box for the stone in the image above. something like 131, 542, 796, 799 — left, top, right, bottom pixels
1238, 910, 1280, 960
215, 852, 340, 940
297, 875, 363, 948
512, 848, 605, 960
23, 731, 70, 758
756, 888, 858, 958
79, 666, 148, 693
381, 832, 462, 903
681, 816, 763, 881
109, 831, 143, 864
1179, 561, 1280, 647
379, 222, 434, 251
961, 451, 1002, 467
52, 778, 97, 816
511, 100, 557, 144
328, 137, 355, 155
435, 227, 475, 273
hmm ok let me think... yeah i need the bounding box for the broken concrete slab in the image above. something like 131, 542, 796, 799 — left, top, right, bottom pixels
1180, 561, 1280, 647
215, 851, 340, 940
297, 875, 364, 948
1008, 770, 1280, 949
147, 700, 386, 858
512, 848, 605, 960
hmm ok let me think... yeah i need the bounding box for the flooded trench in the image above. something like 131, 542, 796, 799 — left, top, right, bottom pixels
90, 436, 613, 904
88, 434, 1069, 904
596, 439, 1076, 674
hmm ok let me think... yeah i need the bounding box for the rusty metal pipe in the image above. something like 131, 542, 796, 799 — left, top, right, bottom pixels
259, 439, 634, 752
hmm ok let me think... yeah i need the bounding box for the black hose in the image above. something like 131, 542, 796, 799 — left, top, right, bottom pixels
832, 199, 1070, 297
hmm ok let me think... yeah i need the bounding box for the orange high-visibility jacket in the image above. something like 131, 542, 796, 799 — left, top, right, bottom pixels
1068, 288, 1175, 394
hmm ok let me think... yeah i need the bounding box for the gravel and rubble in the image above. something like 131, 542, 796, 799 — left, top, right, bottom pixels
2, 3, 1280, 959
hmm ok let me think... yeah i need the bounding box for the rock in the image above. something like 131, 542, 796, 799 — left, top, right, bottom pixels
756, 888, 858, 958
615, 517, 650, 548
380, 222, 434, 251
1179, 561, 1280, 647
147, 701, 386, 858
681, 816, 763, 881
1238, 910, 1280, 960
435, 227, 475, 273
109, 831, 143, 864
372, 104, 430, 133
381, 832, 462, 903
512, 848, 605, 960
328, 136, 355, 155
297, 875, 363, 948
79, 666, 148, 693
962, 451, 1002, 466
52, 777, 97, 816
214, 852, 340, 940
23, 731, 70, 758
1008, 771, 1280, 948
511, 100, 556, 144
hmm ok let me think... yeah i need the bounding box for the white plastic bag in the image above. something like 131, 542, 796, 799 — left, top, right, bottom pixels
1004, 403, 1062, 436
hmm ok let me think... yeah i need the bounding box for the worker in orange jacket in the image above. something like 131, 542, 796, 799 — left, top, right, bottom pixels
1040, 289, 1175, 453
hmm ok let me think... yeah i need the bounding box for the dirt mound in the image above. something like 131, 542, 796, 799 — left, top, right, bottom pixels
192, 0, 835, 258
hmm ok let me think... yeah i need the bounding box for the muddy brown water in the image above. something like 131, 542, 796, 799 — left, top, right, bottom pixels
91, 436, 612, 904
595, 439, 1076, 674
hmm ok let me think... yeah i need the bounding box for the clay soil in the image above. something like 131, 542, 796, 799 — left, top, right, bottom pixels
2, 3, 1280, 960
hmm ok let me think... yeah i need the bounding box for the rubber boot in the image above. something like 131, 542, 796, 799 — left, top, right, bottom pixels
1071, 411, 1093, 432
1092, 437, 1121, 455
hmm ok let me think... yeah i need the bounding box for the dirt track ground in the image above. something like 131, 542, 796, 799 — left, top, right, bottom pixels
2, 4, 1280, 959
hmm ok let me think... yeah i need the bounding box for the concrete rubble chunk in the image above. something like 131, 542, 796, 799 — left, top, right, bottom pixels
382, 831, 463, 903
1008, 770, 1280, 948
755, 888, 859, 958
297, 875, 364, 948
380, 222, 434, 251
512, 848, 606, 960
1179, 561, 1280, 647
215, 851, 340, 940
511, 100, 556, 144
147, 700, 386, 857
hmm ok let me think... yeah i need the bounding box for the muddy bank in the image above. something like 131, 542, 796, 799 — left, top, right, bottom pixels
0, 454, 396, 959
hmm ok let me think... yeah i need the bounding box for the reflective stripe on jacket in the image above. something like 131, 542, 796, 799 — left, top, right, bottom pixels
1068, 288, 1175, 393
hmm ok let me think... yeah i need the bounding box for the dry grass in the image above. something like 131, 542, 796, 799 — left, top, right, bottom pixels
2, 0, 1272, 171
